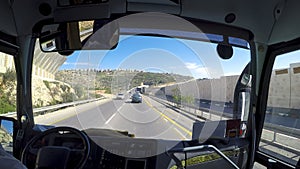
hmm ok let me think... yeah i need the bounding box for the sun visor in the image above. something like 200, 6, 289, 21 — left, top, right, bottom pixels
54, 3, 111, 22
127, 0, 181, 14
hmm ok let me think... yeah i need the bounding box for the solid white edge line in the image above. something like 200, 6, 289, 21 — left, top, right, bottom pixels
174, 128, 188, 140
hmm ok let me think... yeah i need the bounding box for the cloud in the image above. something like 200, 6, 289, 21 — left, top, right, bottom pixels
185, 62, 199, 69
63, 62, 73, 65
195, 67, 208, 74
185, 62, 209, 78
63, 62, 89, 66
224, 72, 239, 76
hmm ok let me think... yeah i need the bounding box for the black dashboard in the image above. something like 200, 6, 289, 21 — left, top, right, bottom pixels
83, 128, 177, 169
23, 127, 247, 169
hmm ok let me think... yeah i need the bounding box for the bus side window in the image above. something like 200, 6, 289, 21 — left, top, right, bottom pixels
259, 50, 300, 167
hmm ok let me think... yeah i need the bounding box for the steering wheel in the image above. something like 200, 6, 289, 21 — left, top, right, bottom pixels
21, 126, 90, 169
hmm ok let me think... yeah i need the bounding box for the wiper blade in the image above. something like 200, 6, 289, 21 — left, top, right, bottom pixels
167, 144, 240, 169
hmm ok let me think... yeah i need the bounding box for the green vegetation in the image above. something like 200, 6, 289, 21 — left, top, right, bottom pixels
0, 94, 16, 114
182, 95, 194, 106
55, 69, 193, 95
171, 86, 181, 107
129, 72, 176, 88
73, 85, 85, 98
43, 80, 59, 103
43, 80, 50, 89
0, 69, 17, 114
171, 86, 194, 108
181, 95, 194, 111
2, 69, 16, 84
0, 68, 193, 114
61, 93, 76, 103
41, 80, 78, 106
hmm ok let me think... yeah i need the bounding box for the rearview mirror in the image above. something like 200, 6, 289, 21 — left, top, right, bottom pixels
0, 116, 16, 153
39, 20, 119, 52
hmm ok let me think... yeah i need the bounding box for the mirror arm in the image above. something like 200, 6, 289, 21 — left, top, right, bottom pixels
168, 144, 240, 169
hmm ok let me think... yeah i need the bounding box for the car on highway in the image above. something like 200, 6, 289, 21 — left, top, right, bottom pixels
0, 1, 299, 169
116, 93, 125, 100
131, 93, 142, 103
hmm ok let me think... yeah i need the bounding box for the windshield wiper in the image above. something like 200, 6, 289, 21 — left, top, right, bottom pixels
167, 144, 240, 169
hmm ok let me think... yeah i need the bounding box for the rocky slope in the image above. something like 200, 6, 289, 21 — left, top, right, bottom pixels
31, 76, 77, 108
0, 127, 12, 144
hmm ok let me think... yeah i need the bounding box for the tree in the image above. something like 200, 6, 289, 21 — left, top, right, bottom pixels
74, 85, 85, 99
2, 69, 16, 85
171, 86, 181, 107
61, 93, 75, 103
182, 95, 194, 112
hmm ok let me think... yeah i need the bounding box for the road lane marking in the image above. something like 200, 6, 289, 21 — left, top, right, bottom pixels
105, 113, 116, 124
104, 103, 126, 124
143, 96, 192, 137
174, 128, 188, 140
49, 112, 78, 125
47, 98, 113, 125
117, 104, 124, 112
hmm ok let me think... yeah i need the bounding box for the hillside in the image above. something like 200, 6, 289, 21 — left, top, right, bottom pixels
0, 68, 192, 114
0, 69, 80, 114
55, 69, 193, 94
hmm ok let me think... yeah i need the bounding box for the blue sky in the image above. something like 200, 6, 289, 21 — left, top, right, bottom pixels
274, 50, 300, 69
60, 35, 251, 79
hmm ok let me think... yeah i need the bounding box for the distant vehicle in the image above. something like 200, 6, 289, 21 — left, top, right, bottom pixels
131, 93, 142, 103
116, 93, 125, 100
136, 86, 145, 94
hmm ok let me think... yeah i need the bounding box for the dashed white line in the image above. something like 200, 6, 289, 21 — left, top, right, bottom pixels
105, 113, 116, 124
105, 103, 124, 124
117, 105, 123, 112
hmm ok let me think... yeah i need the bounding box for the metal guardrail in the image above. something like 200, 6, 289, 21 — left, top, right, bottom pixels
150, 95, 233, 120
155, 94, 235, 118
149, 94, 300, 161
149, 95, 205, 120
264, 123, 300, 138
1, 96, 106, 118
149, 95, 300, 138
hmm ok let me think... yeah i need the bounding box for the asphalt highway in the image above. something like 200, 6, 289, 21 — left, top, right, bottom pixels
33, 94, 299, 165
35, 95, 195, 140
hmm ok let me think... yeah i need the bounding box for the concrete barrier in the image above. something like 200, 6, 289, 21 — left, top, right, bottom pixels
1, 96, 105, 118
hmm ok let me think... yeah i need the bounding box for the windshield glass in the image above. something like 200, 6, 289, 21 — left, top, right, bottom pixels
32, 13, 251, 143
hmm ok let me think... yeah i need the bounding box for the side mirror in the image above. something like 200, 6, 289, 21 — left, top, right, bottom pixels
0, 116, 16, 154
